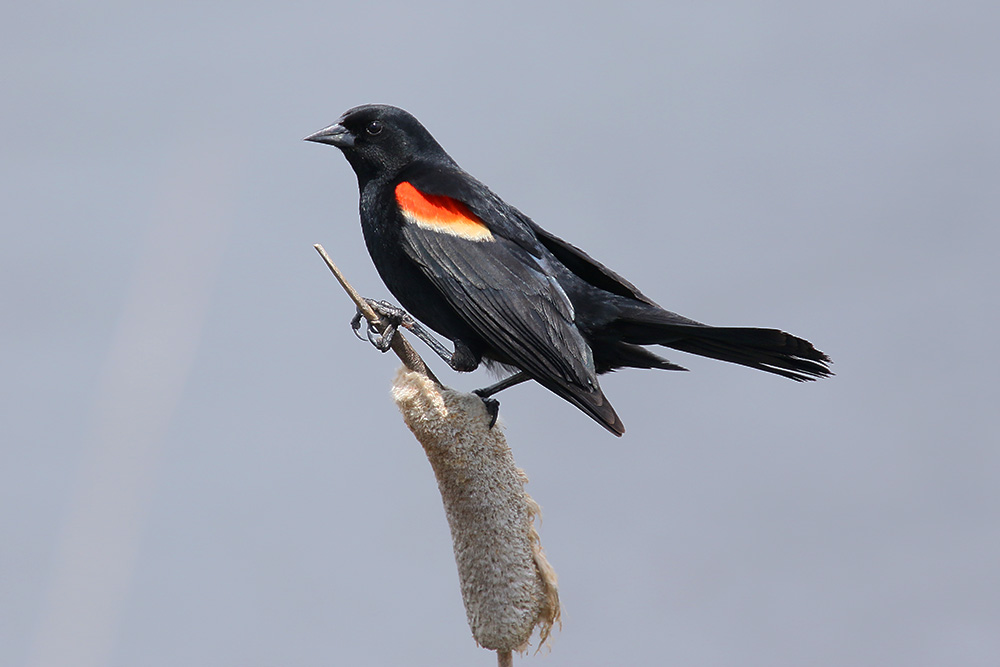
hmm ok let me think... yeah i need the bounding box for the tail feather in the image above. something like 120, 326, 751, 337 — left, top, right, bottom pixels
595, 342, 688, 374
665, 327, 832, 381
612, 310, 832, 382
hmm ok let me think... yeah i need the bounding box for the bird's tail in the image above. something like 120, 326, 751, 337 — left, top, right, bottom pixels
612, 307, 832, 382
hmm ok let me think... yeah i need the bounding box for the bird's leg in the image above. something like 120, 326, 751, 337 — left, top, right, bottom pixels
351, 299, 478, 371
351, 299, 506, 427
473, 372, 531, 398
471, 372, 531, 429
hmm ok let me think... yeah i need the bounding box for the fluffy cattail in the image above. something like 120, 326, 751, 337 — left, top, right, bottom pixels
391, 368, 560, 655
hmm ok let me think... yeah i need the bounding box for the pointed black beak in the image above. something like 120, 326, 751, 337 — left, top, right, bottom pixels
304, 122, 354, 148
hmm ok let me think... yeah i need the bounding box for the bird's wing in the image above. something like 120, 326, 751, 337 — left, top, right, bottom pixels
527, 223, 660, 306
393, 178, 598, 391
404, 162, 659, 305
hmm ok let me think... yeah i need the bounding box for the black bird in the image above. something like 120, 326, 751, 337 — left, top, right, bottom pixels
306, 104, 831, 436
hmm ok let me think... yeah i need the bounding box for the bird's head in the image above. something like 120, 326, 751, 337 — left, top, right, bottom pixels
305, 104, 449, 184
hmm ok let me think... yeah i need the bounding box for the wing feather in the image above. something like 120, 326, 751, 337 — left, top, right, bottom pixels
400, 223, 598, 391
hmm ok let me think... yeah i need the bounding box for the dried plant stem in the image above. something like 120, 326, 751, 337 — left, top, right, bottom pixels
313, 243, 440, 385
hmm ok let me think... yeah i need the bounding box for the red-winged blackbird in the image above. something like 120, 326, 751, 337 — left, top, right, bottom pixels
306, 104, 831, 436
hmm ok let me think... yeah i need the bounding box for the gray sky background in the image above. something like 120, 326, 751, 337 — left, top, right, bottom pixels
3, 2, 999, 666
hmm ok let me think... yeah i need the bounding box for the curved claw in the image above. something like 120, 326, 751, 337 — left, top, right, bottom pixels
367, 322, 394, 352
480, 397, 500, 429
350, 312, 367, 342
350, 308, 394, 352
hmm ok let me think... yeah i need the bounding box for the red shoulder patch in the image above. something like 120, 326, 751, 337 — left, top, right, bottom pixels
395, 181, 494, 241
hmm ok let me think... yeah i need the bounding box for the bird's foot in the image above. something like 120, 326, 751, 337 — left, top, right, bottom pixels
473, 391, 500, 429
348, 299, 483, 376
350, 299, 413, 352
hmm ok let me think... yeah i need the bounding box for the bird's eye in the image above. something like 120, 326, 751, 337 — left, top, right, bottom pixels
366, 120, 383, 136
